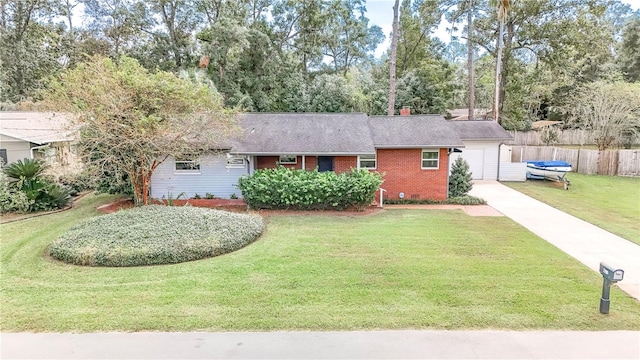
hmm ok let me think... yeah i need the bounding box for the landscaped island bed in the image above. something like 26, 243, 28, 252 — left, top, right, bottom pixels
1, 194, 639, 332
49, 205, 264, 267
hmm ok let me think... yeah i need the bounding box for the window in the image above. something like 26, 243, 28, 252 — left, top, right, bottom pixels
0, 149, 6, 166
279, 155, 297, 164
226, 155, 245, 168
421, 150, 439, 169
358, 154, 376, 169
175, 157, 200, 172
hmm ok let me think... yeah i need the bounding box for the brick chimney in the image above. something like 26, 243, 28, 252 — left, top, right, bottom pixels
400, 106, 410, 116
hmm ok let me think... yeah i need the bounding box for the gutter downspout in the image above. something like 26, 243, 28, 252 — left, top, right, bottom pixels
30, 144, 49, 160
497, 143, 503, 181
446, 148, 451, 199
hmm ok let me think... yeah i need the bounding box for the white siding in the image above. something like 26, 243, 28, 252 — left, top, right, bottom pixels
0, 134, 31, 164
450, 141, 501, 180
499, 162, 527, 181
150, 153, 249, 199
500, 144, 512, 162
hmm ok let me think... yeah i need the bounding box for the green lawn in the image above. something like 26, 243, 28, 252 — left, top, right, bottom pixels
505, 173, 640, 245
1, 193, 639, 332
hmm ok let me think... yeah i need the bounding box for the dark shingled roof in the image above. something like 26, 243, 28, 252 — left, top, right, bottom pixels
449, 120, 513, 141
231, 113, 375, 155
368, 115, 464, 148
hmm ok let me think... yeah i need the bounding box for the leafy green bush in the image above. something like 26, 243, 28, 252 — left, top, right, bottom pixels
237, 167, 383, 211
0, 170, 32, 213
448, 157, 473, 197
2, 158, 72, 212
48, 205, 264, 267
94, 168, 134, 197
58, 172, 95, 194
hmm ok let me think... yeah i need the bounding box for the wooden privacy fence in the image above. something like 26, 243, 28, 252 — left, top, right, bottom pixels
511, 146, 640, 176
508, 129, 639, 146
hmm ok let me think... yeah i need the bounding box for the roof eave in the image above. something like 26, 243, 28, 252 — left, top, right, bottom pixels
230, 151, 376, 156
374, 144, 466, 149
461, 137, 513, 141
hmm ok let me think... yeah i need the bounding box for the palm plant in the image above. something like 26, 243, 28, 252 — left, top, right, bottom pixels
3, 158, 46, 180
2, 158, 71, 211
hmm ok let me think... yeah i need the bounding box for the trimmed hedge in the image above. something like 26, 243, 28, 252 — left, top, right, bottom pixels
48, 205, 264, 267
237, 167, 383, 211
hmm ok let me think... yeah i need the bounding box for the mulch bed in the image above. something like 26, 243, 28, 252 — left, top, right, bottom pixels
97, 198, 249, 214
97, 198, 384, 216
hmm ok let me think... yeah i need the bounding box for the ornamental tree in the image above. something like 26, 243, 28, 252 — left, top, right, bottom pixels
557, 81, 640, 151
44, 56, 236, 205
448, 157, 473, 198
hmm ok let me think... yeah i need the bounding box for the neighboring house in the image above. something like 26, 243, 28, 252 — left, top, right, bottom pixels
531, 120, 562, 130
150, 113, 512, 201
448, 121, 514, 180
447, 108, 493, 121
0, 112, 80, 177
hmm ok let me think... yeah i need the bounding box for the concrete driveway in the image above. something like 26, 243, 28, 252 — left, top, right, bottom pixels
469, 181, 640, 301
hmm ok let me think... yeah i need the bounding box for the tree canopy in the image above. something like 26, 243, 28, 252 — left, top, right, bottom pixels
0, 0, 638, 140
43, 56, 236, 205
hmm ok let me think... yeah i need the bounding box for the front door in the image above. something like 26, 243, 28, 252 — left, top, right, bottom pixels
318, 156, 334, 172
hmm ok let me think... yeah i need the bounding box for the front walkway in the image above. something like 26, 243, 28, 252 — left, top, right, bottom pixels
2, 331, 639, 359
384, 204, 503, 217
469, 181, 640, 301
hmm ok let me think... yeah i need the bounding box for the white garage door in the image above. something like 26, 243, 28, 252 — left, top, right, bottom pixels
450, 149, 484, 180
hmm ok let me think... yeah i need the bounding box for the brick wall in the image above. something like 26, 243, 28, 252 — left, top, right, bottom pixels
304, 156, 317, 170
376, 148, 449, 201
256, 156, 299, 169
254, 152, 448, 200
334, 156, 357, 173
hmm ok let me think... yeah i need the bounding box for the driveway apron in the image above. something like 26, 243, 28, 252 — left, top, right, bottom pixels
469, 180, 640, 301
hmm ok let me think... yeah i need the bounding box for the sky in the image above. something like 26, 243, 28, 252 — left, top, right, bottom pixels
366, 0, 640, 58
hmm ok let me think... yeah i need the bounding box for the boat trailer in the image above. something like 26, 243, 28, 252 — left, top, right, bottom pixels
526, 171, 571, 190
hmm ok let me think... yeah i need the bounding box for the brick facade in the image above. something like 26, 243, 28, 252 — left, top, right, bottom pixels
334, 156, 357, 173
254, 150, 449, 201
376, 148, 449, 201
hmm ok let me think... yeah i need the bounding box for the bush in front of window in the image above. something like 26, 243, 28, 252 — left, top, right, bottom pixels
236, 166, 383, 211
48, 205, 264, 267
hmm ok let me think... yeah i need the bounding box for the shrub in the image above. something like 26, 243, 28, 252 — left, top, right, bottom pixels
0, 170, 32, 213
448, 157, 473, 198
2, 158, 72, 212
58, 172, 95, 193
48, 205, 264, 267
540, 125, 560, 146
94, 168, 133, 197
237, 167, 383, 211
